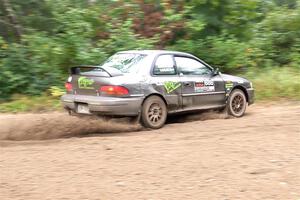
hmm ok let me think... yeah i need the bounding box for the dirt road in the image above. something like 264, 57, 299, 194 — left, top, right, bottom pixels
1, 102, 300, 200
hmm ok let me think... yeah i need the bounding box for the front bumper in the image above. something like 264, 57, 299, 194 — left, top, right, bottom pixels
247, 88, 255, 105
61, 94, 144, 116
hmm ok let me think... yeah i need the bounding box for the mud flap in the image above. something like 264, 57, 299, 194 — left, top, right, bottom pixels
130, 111, 141, 124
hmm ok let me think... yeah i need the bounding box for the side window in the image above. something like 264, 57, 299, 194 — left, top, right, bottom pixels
153, 55, 176, 75
175, 57, 212, 75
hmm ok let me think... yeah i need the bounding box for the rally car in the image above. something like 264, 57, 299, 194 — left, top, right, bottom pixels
61, 50, 254, 129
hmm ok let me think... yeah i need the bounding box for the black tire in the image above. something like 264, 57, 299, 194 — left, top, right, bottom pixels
141, 96, 167, 129
227, 89, 247, 117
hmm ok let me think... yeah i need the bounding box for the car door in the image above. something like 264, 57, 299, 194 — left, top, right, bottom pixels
149, 54, 181, 112
174, 56, 226, 110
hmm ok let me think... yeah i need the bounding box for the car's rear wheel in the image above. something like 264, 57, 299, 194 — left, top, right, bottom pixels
227, 89, 247, 117
141, 96, 167, 129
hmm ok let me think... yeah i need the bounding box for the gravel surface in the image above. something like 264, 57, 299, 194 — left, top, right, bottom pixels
0, 102, 299, 200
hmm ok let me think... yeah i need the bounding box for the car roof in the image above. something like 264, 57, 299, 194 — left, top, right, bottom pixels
118, 50, 195, 57
117, 50, 213, 70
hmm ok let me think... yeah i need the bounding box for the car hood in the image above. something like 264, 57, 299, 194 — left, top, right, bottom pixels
220, 73, 250, 84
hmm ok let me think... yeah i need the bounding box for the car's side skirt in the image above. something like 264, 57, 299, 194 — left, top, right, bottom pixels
168, 104, 226, 115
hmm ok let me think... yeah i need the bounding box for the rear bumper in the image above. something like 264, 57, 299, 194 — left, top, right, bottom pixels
247, 88, 255, 105
61, 94, 143, 116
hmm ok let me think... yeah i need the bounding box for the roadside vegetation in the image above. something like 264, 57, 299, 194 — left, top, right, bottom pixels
244, 67, 300, 100
0, 0, 299, 112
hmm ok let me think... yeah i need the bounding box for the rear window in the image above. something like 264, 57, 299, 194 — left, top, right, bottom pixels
101, 53, 146, 73
71, 66, 111, 77
153, 55, 176, 75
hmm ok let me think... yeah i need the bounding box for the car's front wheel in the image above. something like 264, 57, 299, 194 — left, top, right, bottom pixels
141, 96, 167, 129
227, 89, 247, 117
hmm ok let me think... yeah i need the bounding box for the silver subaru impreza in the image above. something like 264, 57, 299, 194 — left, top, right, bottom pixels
61, 50, 254, 129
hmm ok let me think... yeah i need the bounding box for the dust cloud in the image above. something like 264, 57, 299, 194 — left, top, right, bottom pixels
167, 109, 230, 124
0, 113, 142, 141
0, 110, 227, 141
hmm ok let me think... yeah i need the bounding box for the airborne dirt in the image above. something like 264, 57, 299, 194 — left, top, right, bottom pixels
0, 102, 300, 200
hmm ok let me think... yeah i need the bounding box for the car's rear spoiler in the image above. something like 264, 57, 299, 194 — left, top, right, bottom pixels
70, 65, 123, 77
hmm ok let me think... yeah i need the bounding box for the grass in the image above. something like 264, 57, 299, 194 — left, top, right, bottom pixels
0, 95, 62, 113
0, 67, 299, 113
243, 67, 300, 100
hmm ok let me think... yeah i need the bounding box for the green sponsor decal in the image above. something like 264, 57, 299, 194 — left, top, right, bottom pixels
225, 81, 234, 91
225, 83, 233, 88
164, 81, 181, 93
78, 77, 95, 89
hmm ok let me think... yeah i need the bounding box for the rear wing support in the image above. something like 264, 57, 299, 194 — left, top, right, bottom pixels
70, 65, 123, 77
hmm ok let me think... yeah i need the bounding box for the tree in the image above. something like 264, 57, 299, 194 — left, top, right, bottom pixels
0, 0, 23, 41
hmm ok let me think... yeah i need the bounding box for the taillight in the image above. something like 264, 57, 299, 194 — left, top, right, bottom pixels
100, 85, 129, 95
65, 82, 72, 92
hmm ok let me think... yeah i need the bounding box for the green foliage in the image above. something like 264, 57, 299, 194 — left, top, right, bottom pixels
0, 94, 62, 113
49, 86, 65, 97
251, 5, 300, 67
0, 0, 300, 106
0, 35, 63, 99
99, 20, 157, 56
244, 67, 300, 100
170, 35, 251, 72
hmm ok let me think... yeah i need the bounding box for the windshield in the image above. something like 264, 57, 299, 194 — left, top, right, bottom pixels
101, 53, 146, 73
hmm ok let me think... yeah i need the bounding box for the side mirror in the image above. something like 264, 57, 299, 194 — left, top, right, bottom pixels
213, 68, 220, 76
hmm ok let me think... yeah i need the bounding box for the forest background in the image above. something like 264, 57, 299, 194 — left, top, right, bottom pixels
0, 0, 299, 112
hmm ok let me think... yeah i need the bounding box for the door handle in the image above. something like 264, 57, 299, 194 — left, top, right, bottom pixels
183, 82, 192, 87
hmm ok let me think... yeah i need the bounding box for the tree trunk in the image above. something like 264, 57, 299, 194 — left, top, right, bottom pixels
1, 0, 23, 41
